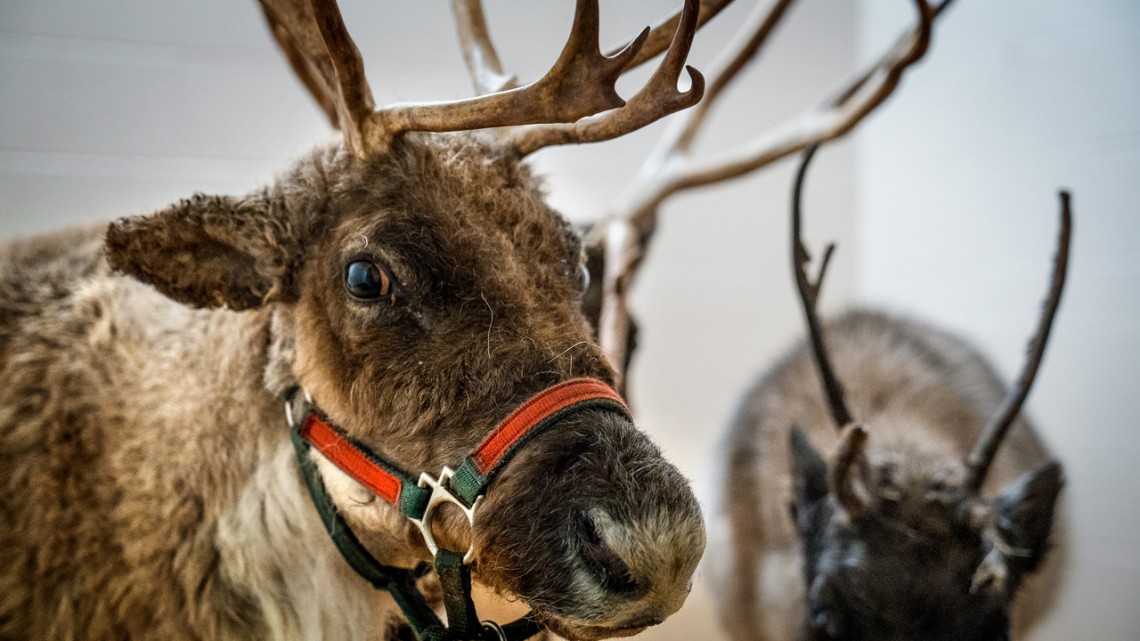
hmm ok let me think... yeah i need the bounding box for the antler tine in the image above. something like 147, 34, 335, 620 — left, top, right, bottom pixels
510, 0, 706, 156
605, 0, 736, 73
615, 0, 939, 225
363, 0, 649, 150
450, 0, 519, 96
831, 424, 870, 517
669, 0, 797, 157
965, 192, 1073, 494
792, 145, 855, 429
260, 0, 341, 128
261, 0, 377, 155
308, 0, 376, 156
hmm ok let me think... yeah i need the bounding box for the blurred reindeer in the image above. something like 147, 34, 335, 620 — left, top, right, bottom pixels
708, 144, 1070, 641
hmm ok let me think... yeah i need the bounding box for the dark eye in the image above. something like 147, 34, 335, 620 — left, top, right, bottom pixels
344, 260, 393, 301
578, 263, 591, 291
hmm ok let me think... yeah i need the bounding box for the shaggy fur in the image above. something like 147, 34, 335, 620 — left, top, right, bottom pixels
708, 310, 1064, 641
0, 133, 704, 641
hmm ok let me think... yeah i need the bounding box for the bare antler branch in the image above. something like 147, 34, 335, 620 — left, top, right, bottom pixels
965, 191, 1073, 493
450, 0, 519, 96
262, 5, 339, 127
644, 0, 937, 215
792, 145, 854, 429
308, 0, 376, 154
510, 0, 705, 155
591, 0, 797, 374
592, 0, 953, 383
259, 0, 342, 128
606, 0, 736, 71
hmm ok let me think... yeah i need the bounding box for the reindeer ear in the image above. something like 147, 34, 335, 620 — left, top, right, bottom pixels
790, 426, 829, 508
993, 461, 1063, 567
106, 192, 300, 310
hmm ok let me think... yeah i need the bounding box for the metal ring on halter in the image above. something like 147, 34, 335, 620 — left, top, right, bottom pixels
409, 466, 483, 564
283, 388, 314, 428
481, 620, 508, 641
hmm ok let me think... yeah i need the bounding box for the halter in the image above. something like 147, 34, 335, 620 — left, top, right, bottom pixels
283, 378, 630, 641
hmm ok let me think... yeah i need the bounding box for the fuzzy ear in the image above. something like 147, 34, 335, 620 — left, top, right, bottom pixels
993, 461, 1064, 568
790, 426, 830, 509
105, 192, 300, 310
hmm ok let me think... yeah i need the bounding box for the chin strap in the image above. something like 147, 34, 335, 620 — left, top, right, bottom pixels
284, 378, 629, 641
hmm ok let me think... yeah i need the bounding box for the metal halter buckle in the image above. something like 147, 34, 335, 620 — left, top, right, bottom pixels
409, 466, 483, 564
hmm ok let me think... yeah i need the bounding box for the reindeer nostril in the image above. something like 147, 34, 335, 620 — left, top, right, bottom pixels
581, 512, 639, 594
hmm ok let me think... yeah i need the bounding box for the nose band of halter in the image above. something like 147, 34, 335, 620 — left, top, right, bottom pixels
295, 377, 628, 533
283, 378, 630, 641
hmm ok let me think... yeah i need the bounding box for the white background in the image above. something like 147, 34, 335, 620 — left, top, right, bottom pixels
0, 1, 1135, 639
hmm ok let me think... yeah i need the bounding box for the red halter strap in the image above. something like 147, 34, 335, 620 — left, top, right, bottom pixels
295, 377, 630, 522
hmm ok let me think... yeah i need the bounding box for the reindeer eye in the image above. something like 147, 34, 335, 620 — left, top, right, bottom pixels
578, 263, 591, 291
344, 260, 393, 301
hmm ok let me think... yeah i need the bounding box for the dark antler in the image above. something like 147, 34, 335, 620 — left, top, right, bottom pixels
791, 145, 855, 429
965, 192, 1073, 493
450, 0, 519, 96
604, 0, 735, 71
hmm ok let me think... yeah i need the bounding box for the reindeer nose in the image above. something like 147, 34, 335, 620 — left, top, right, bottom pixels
581, 511, 639, 593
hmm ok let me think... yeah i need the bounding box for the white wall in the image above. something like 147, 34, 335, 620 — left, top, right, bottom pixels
855, 1, 1140, 639
0, 2, 859, 640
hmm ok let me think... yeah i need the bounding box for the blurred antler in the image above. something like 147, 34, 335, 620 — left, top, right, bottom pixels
791, 146, 854, 430
262, 0, 707, 158
791, 145, 869, 518
964, 192, 1072, 493
450, 0, 519, 95
258, 0, 344, 128
592, 0, 956, 389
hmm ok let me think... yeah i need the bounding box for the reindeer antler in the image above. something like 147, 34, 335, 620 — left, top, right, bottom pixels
262, 0, 705, 158
606, 0, 736, 71
792, 145, 870, 517
965, 192, 1072, 493
591, 0, 955, 383
450, 0, 519, 96
447, 0, 706, 155
791, 145, 854, 429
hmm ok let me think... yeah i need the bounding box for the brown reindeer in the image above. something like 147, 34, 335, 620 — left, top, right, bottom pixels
709, 146, 1069, 641
0, 2, 713, 640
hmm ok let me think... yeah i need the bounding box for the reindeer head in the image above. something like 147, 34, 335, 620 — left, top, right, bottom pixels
788, 426, 1062, 641
104, 1, 708, 638
784, 149, 1070, 641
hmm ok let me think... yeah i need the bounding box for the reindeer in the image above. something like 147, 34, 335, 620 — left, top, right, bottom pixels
708, 145, 1070, 641
0, 2, 716, 639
